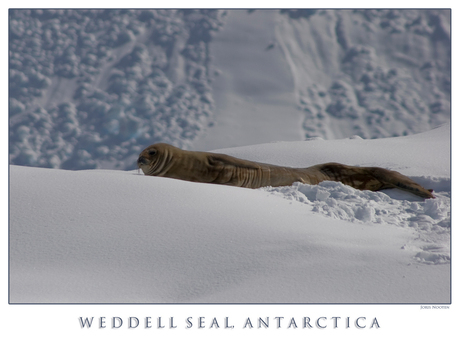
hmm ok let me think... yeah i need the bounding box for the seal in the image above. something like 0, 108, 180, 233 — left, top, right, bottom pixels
137, 143, 434, 199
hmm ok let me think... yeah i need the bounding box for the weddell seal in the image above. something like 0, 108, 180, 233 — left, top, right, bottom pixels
137, 143, 435, 199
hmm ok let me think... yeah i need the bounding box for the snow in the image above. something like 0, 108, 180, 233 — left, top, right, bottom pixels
9, 124, 450, 303
193, 10, 303, 150
9, 9, 450, 168
9, 9, 226, 170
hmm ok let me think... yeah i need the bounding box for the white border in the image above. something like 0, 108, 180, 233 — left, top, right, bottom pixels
3, 1, 457, 339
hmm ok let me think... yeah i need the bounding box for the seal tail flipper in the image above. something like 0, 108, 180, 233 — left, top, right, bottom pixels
316, 163, 435, 199
367, 167, 435, 199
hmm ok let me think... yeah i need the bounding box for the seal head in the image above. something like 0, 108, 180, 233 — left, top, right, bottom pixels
137, 143, 178, 177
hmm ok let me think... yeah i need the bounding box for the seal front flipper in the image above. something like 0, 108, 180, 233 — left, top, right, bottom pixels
206, 154, 272, 188
207, 154, 261, 170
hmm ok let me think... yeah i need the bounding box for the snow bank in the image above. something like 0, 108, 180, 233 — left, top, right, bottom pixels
9, 125, 450, 303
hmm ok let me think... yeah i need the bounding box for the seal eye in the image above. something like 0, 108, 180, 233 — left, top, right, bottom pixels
148, 150, 157, 156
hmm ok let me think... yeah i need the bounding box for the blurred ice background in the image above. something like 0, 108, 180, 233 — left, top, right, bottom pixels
9, 9, 450, 170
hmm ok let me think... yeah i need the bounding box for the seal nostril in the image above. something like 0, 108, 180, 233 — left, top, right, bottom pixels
137, 156, 146, 165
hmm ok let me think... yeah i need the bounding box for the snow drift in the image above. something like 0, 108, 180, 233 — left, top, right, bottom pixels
9, 124, 450, 303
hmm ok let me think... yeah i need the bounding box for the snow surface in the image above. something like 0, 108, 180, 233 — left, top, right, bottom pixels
9, 124, 450, 303
193, 9, 303, 150
9, 9, 451, 169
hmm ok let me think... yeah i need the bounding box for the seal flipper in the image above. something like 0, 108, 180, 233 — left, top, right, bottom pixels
366, 167, 435, 199
315, 163, 435, 199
